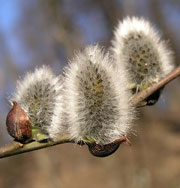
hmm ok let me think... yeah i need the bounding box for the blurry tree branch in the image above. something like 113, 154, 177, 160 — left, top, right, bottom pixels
149, 0, 180, 65
0, 66, 180, 159
42, 0, 83, 57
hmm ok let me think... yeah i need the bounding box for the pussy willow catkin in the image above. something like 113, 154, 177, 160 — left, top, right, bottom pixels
111, 17, 174, 91
12, 65, 64, 139
62, 45, 135, 145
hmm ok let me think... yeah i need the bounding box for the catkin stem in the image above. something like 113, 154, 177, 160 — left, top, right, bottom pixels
0, 66, 180, 159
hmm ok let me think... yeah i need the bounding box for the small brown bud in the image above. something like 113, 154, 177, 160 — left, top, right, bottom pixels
87, 135, 131, 157
6, 101, 32, 142
145, 88, 163, 106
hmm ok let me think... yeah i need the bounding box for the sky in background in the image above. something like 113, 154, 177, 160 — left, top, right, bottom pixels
0, 0, 180, 69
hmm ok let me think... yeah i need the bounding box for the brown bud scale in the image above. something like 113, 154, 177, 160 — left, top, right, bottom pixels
6, 101, 32, 142
87, 135, 131, 157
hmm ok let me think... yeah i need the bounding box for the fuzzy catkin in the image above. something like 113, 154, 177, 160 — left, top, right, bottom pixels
111, 17, 174, 91
63, 45, 135, 145
12, 65, 64, 139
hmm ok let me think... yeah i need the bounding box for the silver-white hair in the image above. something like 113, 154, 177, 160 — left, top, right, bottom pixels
111, 16, 174, 89
13, 65, 64, 139
63, 45, 135, 145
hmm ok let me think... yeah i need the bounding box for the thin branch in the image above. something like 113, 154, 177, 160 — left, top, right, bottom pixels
0, 66, 180, 159
0, 139, 72, 159
130, 66, 180, 106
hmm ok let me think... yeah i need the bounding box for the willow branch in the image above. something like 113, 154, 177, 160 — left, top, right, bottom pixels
0, 66, 180, 159
0, 139, 73, 159
130, 66, 180, 105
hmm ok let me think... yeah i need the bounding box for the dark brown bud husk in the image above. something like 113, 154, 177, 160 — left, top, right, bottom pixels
137, 87, 164, 107
6, 101, 32, 143
87, 135, 131, 157
145, 87, 163, 106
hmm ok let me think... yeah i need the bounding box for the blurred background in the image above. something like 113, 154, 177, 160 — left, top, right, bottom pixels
0, 0, 180, 187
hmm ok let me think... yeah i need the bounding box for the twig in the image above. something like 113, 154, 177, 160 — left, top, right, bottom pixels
130, 66, 180, 106
0, 139, 73, 159
0, 66, 180, 159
